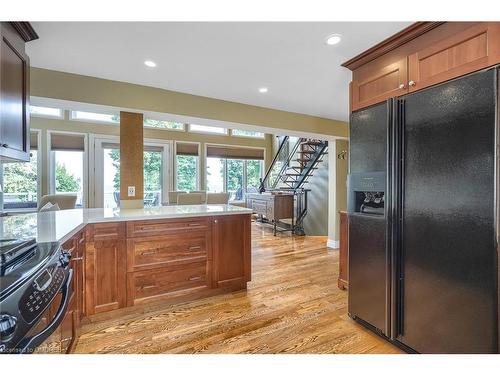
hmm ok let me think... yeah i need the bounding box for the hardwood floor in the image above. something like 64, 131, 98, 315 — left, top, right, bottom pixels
74, 221, 401, 354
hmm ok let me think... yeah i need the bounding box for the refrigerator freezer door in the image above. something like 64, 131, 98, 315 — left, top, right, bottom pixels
349, 214, 388, 334
348, 101, 391, 336
397, 69, 498, 353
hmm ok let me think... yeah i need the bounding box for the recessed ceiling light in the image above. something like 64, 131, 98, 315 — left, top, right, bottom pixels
258, 87, 268, 93
325, 34, 342, 46
144, 60, 157, 68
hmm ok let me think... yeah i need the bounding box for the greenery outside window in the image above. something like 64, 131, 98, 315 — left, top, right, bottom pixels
49, 132, 86, 207
144, 118, 185, 131
175, 142, 199, 191
1, 131, 40, 210
206, 145, 264, 201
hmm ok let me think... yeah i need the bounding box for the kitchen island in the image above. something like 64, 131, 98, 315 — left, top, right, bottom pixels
0, 205, 252, 352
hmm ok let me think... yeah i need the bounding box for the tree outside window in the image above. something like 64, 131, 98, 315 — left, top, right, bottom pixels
176, 155, 197, 191
108, 148, 163, 206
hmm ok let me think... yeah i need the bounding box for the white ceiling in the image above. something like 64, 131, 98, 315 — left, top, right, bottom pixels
27, 22, 411, 122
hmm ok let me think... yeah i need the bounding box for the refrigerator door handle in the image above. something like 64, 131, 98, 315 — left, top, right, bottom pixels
391, 98, 405, 340
397, 99, 406, 338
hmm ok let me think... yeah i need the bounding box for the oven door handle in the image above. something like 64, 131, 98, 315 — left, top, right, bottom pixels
18, 269, 73, 354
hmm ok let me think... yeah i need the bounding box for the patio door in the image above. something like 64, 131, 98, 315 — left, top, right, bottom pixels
91, 135, 172, 208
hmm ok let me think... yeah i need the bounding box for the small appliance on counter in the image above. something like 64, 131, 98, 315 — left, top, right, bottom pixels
0, 238, 72, 354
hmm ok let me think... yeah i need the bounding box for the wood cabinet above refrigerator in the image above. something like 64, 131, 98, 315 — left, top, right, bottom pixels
0, 22, 38, 162
344, 22, 500, 112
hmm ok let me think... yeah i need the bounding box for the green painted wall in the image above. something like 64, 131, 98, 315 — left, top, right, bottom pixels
30, 68, 348, 138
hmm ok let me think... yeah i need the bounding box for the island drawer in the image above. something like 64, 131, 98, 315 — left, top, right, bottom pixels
127, 232, 210, 271
126, 217, 210, 238
127, 261, 209, 303
86, 222, 126, 241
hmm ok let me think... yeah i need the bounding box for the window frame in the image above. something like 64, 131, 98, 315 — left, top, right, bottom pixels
230, 129, 266, 139
29, 106, 64, 119
70, 110, 120, 125
0, 129, 42, 212
174, 141, 201, 191
47, 130, 89, 208
188, 124, 229, 135
89, 134, 172, 208
144, 118, 186, 132
204, 143, 265, 202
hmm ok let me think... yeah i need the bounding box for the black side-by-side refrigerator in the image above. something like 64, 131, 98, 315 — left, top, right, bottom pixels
347, 67, 499, 353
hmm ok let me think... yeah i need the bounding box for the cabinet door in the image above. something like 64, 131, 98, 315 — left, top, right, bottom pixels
85, 223, 127, 315
212, 215, 251, 288
338, 211, 349, 290
408, 22, 500, 92
351, 58, 408, 111
0, 23, 30, 161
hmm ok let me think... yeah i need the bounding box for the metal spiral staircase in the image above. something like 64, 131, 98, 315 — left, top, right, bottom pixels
258, 136, 328, 234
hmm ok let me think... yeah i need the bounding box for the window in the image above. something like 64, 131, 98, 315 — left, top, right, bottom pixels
206, 145, 264, 201
71, 111, 119, 123
231, 129, 265, 138
143, 146, 164, 207
50, 132, 86, 207
226, 159, 244, 200
189, 124, 228, 135
1, 131, 40, 210
30, 106, 63, 118
102, 145, 120, 209
206, 157, 225, 193
144, 118, 184, 131
175, 142, 199, 191
246, 160, 262, 193
93, 137, 170, 208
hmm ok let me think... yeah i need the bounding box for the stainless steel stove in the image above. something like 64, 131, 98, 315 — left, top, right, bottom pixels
0, 238, 72, 354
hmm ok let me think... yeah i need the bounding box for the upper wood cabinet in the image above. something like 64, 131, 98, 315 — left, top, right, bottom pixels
351, 58, 408, 111
408, 23, 500, 93
0, 22, 38, 162
344, 22, 500, 112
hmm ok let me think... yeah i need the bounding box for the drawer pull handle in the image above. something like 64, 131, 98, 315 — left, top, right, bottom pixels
189, 246, 201, 251
141, 250, 158, 256
189, 276, 202, 281
140, 284, 156, 290
188, 223, 203, 227
72, 257, 84, 261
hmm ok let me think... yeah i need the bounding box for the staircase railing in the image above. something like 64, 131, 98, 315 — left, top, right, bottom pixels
292, 141, 328, 190
259, 136, 305, 191
257, 136, 328, 236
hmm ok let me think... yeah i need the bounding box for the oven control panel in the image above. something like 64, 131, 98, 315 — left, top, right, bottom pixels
18, 267, 66, 323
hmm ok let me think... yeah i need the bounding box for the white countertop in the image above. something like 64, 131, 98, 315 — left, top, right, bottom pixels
0, 204, 252, 244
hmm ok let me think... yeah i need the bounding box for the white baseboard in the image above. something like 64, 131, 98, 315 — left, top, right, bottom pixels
327, 239, 339, 249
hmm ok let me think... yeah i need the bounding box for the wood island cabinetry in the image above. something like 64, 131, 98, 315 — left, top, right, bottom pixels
84, 214, 251, 315
85, 222, 127, 315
